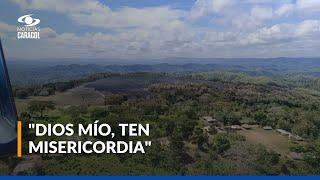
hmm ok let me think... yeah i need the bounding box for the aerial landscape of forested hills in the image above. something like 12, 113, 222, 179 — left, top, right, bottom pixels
3, 0, 320, 175
1, 58, 319, 175
7, 58, 320, 86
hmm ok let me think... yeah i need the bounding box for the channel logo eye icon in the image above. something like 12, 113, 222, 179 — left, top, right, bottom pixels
17, 14, 40, 26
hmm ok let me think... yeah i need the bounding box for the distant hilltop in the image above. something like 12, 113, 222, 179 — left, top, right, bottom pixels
7, 57, 320, 86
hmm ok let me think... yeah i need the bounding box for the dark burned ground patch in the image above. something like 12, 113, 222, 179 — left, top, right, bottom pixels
84, 72, 229, 95
15, 73, 227, 109
85, 73, 189, 94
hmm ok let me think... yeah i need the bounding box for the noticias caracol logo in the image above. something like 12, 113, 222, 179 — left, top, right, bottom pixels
17, 14, 40, 39
17, 14, 40, 26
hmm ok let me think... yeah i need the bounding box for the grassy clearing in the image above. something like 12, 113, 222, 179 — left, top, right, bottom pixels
238, 127, 294, 155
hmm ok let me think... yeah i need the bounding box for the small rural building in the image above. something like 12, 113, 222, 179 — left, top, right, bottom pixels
201, 116, 217, 124
276, 129, 292, 136
241, 124, 252, 130
38, 88, 50, 96
263, 126, 273, 130
155, 137, 170, 146
231, 125, 242, 130
290, 134, 303, 141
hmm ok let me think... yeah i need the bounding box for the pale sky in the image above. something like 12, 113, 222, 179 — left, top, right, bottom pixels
0, 0, 320, 61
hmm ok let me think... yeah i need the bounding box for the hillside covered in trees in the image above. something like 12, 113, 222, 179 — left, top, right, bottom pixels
1, 65, 320, 175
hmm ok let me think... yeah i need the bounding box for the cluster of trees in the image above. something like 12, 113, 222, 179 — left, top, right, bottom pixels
13, 82, 73, 99
27, 100, 55, 118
